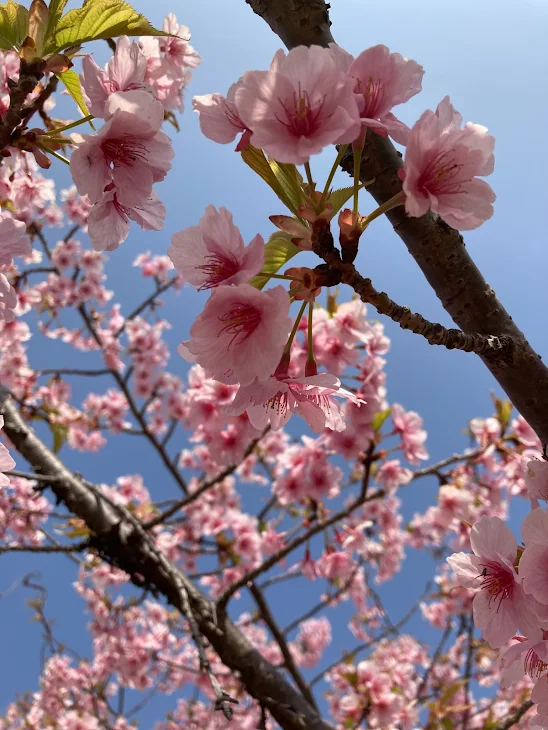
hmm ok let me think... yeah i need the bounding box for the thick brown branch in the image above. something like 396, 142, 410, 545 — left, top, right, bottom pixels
0, 392, 335, 730
245, 0, 548, 446
0, 60, 45, 151
245, 0, 334, 49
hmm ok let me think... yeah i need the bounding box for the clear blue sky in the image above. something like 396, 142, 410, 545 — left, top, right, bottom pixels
1, 0, 547, 725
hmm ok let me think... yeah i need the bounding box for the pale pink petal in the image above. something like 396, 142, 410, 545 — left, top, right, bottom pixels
87, 193, 130, 252
520, 544, 548, 605
470, 515, 517, 562
522, 506, 548, 548
80, 55, 110, 118
447, 551, 483, 588
472, 589, 518, 649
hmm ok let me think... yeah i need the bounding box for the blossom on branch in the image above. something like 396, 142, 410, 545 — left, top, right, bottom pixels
168, 205, 263, 289
227, 371, 364, 432
70, 91, 174, 209
235, 45, 361, 164
0, 415, 15, 486
193, 80, 251, 151
81, 36, 153, 119
342, 43, 424, 145
180, 283, 291, 386
402, 96, 496, 230
448, 515, 546, 648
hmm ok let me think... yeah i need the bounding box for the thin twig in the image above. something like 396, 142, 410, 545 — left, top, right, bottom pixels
0, 541, 88, 554
249, 582, 318, 712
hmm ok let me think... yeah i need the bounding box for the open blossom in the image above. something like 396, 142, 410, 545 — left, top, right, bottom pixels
523, 459, 548, 502
70, 91, 174, 208
180, 283, 291, 386
81, 36, 153, 118
227, 370, 364, 432
87, 187, 166, 252
0, 215, 31, 266
344, 44, 424, 145
447, 515, 544, 648
402, 96, 496, 230
235, 45, 361, 164
519, 507, 548, 605
193, 81, 251, 151
500, 634, 548, 688
0, 415, 15, 486
168, 206, 263, 289
0, 213, 31, 323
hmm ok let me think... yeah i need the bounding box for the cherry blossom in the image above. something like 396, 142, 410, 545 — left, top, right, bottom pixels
180, 283, 291, 386
70, 91, 174, 208
193, 80, 251, 150
81, 36, 153, 118
0, 415, 15, 486
448, 515, 544, 648
402, 96, 496, 230
345, 44, 424, 144
235, 45, 361, 164
227, 370, 364, 432
168, 205, 264, 289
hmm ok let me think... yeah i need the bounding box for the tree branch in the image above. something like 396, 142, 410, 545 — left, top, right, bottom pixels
0, 390, 336, 730
245, 0, 548, 446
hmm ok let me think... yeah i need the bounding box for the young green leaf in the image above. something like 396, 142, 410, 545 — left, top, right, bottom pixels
267, 159, 304, 213
241, 145, 300, 215
44, 0, 166, 54
0, 1, 29, 50
55, 69, 95, 129
44, 0, 69, 50
248, 232, 300, 290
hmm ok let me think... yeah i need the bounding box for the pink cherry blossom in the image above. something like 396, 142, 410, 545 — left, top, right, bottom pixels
193, 81, 251, 150
0, 415, 15, 486
70, 91, 174, 208
87, 187, 166, 252
520, 507, 548, 605
168, 205, 264, 289
402, 96, 496, 230
523, 459, 548, 502
227, 370, 364, 432
447, 515, 543, 648
346, 44, 424, 145
0, 214, 31, 266
500, 634, 548, 688
81, 36, 153, 118
235, 45, 361, 164
180, 283, 291, 386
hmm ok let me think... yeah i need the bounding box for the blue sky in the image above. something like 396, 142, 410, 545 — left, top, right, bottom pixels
1, 0, 547, 725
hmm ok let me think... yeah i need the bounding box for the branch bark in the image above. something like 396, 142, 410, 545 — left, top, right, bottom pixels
0, 391, 335, 730
244, 0, 548, 446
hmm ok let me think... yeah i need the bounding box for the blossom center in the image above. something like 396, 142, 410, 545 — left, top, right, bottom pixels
357, 76, 384, 118
525, 648, 548, 679
102, 137, 148, 168
218, 303, 262, 347
196, 252, 240, 290
418, 150, 467, 195
478, 562, 514, 609
277, 85, 325, 137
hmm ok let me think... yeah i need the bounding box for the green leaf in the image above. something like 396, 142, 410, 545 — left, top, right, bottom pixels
45, 0, 166, 54
241, 145, 300, 215
372, 407, 392, 433
0, 1, 29, 50
51, 422, 68, 454
164, 110, 180, 132
267, 159, 304, 213
55, 69, 95, 128
328, 185, 356, 216
248, 232, 300, 290
45, 0, 69, 48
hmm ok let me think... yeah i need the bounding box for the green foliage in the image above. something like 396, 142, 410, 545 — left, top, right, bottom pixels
44, 0, 166, 54
56, 69, 94, 127
248, 233, 300, 290
0, 1, 29, 50
241, 145, 302, 215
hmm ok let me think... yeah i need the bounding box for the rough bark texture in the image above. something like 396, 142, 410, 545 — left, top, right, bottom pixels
0, 391, 335, 730
245, 0, 334, 49
245, 0, 548, 445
